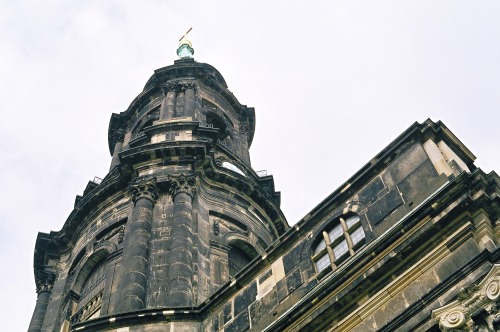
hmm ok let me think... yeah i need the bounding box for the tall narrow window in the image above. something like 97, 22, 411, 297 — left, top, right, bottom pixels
312, 215, 366, 274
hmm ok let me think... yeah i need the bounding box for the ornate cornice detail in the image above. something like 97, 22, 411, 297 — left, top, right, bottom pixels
128, 175, 159, 203
432, 264, 500, 331
35, 271, 55, 294
169, 174, 198, 199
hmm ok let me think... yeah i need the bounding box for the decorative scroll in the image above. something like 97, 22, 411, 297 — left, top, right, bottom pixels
128, 175, 158, 203
432, 264, 500, 331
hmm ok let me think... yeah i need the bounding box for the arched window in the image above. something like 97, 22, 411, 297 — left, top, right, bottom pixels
71, 259, 107, 323
228, 246, 253, 277
312, 215, 366, 274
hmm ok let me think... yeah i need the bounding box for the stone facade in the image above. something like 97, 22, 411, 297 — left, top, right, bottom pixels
29, 55, 500, 332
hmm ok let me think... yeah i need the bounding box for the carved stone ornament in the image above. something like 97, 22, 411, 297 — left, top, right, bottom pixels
35, 271, 56, 294
432, 264, 500, 331
213, 219, 220, 236
239, 124, 249, 135
169, 173, 198, 199
128, 175, 159, 203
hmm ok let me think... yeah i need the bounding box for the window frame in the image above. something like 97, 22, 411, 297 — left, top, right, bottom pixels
312, 215, 366, 275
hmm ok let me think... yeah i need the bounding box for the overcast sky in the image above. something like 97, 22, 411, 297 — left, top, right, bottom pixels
1, 1, 499, 329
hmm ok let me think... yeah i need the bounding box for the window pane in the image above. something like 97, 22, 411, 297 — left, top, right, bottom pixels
351, 227, 365, 245
314, 239, 326, 255
345, 215, 360, 229
315, 253, 330, 272
333, 240, 349, 259
328, 224, 343, 242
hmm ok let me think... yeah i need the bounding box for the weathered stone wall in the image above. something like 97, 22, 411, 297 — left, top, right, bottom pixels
199, 139, 477, 331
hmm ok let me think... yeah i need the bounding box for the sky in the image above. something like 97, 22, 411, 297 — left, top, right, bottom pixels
1, 1, 499, 329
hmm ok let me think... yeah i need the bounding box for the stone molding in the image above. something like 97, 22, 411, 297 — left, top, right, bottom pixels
128, 175, 158, 203
432, 264, 500, 331
35, 271, 55, 294
169, 174, 198, 199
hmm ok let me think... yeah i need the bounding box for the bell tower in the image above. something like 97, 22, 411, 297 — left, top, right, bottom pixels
29, 39, 287, 331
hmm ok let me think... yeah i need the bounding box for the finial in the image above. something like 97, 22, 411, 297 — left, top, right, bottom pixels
177, 27, 194, 59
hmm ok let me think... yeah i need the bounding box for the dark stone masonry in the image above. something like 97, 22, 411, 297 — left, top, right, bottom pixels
29, 41, 500, 331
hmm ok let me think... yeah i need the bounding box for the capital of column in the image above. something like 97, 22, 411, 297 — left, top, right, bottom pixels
182, 82, 197, 91
164, 83, 178, 94
129, 175, 159, 204
35, 271, 55, 294
112, 128, 125, 143
169, 174, 198, 199
432, 264, 500, 331
239, 124, 249, 136
163, 82, 197, 94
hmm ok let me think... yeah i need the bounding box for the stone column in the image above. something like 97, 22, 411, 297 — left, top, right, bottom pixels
167, 174, 197, 307
118, 176, 158, 313
160, 84, 176, 120
28, 272, 55, 332
184, 83, 196, 118
109, 129, 125, 171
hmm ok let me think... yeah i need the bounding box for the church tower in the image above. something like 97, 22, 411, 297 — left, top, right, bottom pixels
29, 39, 288, 331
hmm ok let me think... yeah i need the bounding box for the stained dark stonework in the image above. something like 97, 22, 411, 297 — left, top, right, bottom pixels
29, 43, 500, 332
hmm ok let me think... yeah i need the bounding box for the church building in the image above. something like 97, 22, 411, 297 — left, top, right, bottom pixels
29, 39, 500, 332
